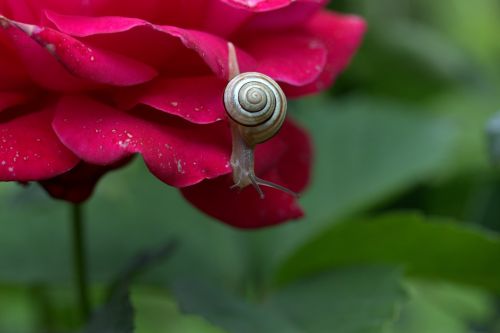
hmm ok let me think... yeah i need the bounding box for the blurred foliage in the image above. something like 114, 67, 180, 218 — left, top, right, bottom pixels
1, 0, 500, 332
276, 213, 500, 290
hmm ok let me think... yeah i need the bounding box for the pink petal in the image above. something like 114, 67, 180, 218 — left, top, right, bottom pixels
0, 31, 31, 89
0, 56, 29, 89
1, 0, 105, 24
284, 11, 367, 96
237, 0, 327, 32
43, 11, 150, 37
45, 12, 256, 80
182, 175, 303, 229
0, 92, 29, 112
40, 158, 132, 203
0, 106, 79, 181
0, 18, 91, 91
202, 1, 252, 37
181, 119, 312, 228
1, 16, 157, 87
1, 0, 37, 24
44, 13, 211, 76
44, 1, 319, 38
52, 95, 231, 188
161, 25, 256, 79
45, 0, 208, 26
92, 0, 209, 27
222, 0, 323, 12
117, 76, 227, 124
241, 33, 327, 86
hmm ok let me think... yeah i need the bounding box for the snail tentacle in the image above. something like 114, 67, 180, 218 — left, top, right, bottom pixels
253, 177, 300, 198
227, 42, 240, 80
225, 42, 298, 199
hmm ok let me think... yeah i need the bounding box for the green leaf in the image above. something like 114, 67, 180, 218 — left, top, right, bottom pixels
107, 241, 178, 299
428, 90, 500, 174
267, 266, 406, 333
171, 266, 406, 333
275, 213, 500, 291
83, 242, 176, 333
171, 279, 302, 333
296, 96, 455, 222
132, 287, 228, 333
379, 20, 478, 82
424, 0, 500, 72
390, 279, 495, 333
83, 288, 134, 333
0, 285, 38, 333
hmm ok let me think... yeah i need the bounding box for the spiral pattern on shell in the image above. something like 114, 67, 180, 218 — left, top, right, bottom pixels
224, 72, 287, 145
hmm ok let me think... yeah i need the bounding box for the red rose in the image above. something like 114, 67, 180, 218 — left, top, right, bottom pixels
0, 0, 365, 228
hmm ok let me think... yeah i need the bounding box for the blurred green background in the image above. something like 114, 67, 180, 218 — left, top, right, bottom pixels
1, 0, 500, 332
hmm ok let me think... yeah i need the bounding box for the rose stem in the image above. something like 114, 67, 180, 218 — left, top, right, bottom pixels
71, 203, 91, 322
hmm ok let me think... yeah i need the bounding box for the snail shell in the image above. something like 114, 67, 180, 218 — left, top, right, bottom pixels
224, 72, 287, 146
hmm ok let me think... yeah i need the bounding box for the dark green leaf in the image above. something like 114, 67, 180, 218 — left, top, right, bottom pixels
107, 241, 177, 300
267, 266, 406, 333
390, 279, 495, 333
132, 287, 228, 333
82, 288, 134, 333
0, 285, 38, 333
171, 266, 405, 333
171, 279, 302, 333
295, 97, 456, 225
275, 213, 500, 291
83, 242, 176, 333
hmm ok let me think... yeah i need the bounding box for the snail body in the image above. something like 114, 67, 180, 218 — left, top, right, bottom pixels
224, 43, 297, 198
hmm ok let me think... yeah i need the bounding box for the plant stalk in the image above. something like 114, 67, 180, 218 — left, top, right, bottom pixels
71, 204, 91, 322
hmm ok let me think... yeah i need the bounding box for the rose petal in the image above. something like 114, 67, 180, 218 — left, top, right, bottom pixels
52, 95, 231, 188
255, 119, 312, 192
44, 11, 149, 37
93, 0, 209, 27
0, 105, 79, 181
241, 33, 327, 86
181, 119, 312, 228
162, 25, 256, 80
45, 12, 256, 79
182, 175, 303, 228
40, 158, 132, 203
33, 29, 157, 87
44, 2, 271, 39
0, 56, 29, 89
1, 0, 97, 24
117, 76, 227, 124
44, 13, 211, 75
0, 30, 31, 89
0, 17, 91, 91
237, 0, 327, 31
0, 92, 29, 112
284, 11, 367, 96
43, 0, 208, 26
202, 1, 252, 37
1, 16, 158, 87
1, 0, 36, 24
222, 0, 322, 12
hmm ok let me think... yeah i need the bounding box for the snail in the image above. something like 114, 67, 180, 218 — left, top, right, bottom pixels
224, 42, 298, 199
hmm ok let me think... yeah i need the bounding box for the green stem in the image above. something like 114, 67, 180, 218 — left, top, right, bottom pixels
71, 204, 91, 322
